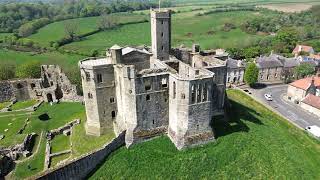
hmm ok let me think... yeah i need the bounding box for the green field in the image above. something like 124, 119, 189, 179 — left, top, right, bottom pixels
63, 11, 264, 54
3, 102, 115, 179
28, 13, 147, 47
0, 101, 10, 110
11, 100, 38, 111
90, 90, 320, 179
0, 49, 84, 68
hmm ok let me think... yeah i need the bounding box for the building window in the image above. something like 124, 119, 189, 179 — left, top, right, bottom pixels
97, 74, 103, 83
85, 72, 90, 81
161, 20, 164, 24
267, 75, 270, 80
162, 46, 164, 51
197, 84, 202, 103
161, 32, 164, 37
144, 78, 152, 91
112, 111, 116, 119
173, 82, 176, 99
30, 83, 36, 89
110, 97, 115, 103
161, 78, 168, 88
88, 93, 93, 99
153, 119, 155, 125
195, 70, 200, 75
260, 75, 263, 80
203, 83, 208, 102
191, 85, 196, 103
146, 94, 151, 101
17, 83, 23, 89
181, 93, 186, 99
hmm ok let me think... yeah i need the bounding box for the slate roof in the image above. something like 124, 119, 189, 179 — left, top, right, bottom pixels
279, 57, 300, 68
256, 54, 283, 68
289, 77, 320, 90
302, 94, 320, 110
226, 58, 245, 69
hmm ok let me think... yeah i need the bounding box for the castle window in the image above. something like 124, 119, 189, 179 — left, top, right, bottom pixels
30, 83, 36, 89
173, 82, 176, 99
181, 93, 186, 99
144, 78, 152, 91
146, 94, 151, 101
203, 83, 208, 102
161, 78, 168, 88
17, 83, 23, 89
152, 119, 155, 125
88, 93, 93, 99
162, 46, 164, 51
110, 97, 115, 103
97, 73, 103, 83
161, 20, 164, 24
191, 85, 196, 104
161, 32, 164, 37
197, 84, 202, 103
112, 111, 116, 119
85, 72, 91, 81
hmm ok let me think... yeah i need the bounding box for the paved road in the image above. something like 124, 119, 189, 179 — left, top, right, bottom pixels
250, 85, 320, 129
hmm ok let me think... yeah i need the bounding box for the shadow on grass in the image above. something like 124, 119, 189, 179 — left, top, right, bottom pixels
212, 99, 264, 138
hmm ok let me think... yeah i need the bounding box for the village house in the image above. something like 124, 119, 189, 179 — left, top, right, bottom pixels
226, 57, 245, 85
287, 76, 320, 103
256, 54, 283, 84
292, 45, 315, 57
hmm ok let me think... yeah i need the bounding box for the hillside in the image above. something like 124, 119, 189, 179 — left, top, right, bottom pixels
90, 90, 320, 179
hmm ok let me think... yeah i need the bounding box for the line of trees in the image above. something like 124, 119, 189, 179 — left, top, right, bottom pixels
0, 0, 172, 34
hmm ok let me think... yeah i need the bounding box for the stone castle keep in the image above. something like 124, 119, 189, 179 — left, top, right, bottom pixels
79, 9, 227, 149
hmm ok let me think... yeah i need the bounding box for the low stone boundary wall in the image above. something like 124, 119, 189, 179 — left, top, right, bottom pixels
32, 131, 125, 180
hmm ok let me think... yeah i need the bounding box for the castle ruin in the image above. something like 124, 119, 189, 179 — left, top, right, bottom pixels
79, 9, 227, 150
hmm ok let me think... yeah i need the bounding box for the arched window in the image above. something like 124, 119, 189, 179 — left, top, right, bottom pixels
191, 85, 196, 104
112, 111, 116, 119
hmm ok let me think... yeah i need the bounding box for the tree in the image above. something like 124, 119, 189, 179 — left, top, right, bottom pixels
244, 63, 259, 87
0, 61, 16, 80
16, 61, 41, 79
97, 14, 118, 30
64, 20, 79, 39
226, 48, 245, 60
91, 49, 99, 57
294, 63, 315, 79
274, 27, 299, 53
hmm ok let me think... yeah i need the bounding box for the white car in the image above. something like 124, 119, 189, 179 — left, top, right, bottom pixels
264, 94, 273, 101
305, 125, 320, 138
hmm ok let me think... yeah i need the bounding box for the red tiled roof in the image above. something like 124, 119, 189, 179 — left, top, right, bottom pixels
302, 94, 320, 110
310, 54, 320, 60
292, 45, 314, 54
289, 77, 320, 90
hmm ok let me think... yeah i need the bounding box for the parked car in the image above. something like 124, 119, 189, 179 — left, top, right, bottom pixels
264, 94, 273, 101
305, 125, 320, 138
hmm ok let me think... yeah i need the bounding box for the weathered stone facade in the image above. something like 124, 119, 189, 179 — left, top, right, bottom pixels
80, 9, 227, 150
0, 65, 82, 103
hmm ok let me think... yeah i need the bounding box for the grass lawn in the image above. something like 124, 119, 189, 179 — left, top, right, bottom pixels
63, 11, 264, 54
51, 134, 71, 153
90, 89, 320, 179
28, 13, 147, 47
51, 153, 71, 167
0, 101, 10, 110
0, 115, 28, 147
0, 49, 84, 68
11, 100, 38, 111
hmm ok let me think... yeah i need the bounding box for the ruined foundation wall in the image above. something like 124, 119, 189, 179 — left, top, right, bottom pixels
0, 81, 14, 102
32, 132, 125, 180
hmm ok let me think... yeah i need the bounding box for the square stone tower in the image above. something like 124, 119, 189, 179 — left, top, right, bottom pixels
151, 9, 171, 61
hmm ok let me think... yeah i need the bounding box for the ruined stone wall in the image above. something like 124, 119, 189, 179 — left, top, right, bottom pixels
0, 81, 14, 102
113, 65, 138, 145
32, 132, 125, 180
133, 73, 170, 141
171, 48, 192, 65
122, 52, 151, 72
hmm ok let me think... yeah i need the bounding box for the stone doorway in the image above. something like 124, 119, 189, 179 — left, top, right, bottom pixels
47, 93, 53, 102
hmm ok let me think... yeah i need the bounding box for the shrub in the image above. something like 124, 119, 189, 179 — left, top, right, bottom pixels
16, 61, 41, 79
0, 61, 16, 80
